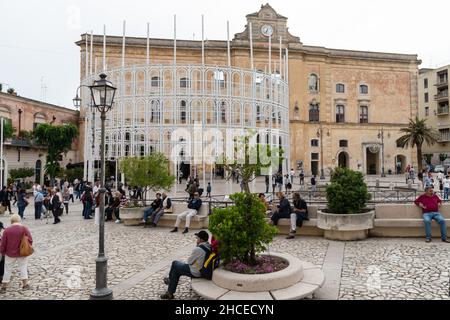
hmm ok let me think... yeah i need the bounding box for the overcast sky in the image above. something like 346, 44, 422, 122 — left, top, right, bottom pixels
1, 0, 449, 108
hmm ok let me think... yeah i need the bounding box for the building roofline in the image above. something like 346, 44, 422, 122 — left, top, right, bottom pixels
76, 34, 420, 64
0, 92, 79, 115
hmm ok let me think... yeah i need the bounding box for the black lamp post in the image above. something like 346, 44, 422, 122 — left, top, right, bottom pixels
88, 73, 116, 300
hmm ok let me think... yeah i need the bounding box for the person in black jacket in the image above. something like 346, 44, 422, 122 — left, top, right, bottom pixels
270, 192, 291, 226
286, 193, 309, 239
51, 190, 62, 224
148, 192, 172, 227
143, 193, 162, 226
170, 192, 202, 234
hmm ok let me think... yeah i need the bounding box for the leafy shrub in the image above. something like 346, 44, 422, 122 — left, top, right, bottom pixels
209, 192, 277, 265
326, 167, 371, 214
9, 168, 34, 180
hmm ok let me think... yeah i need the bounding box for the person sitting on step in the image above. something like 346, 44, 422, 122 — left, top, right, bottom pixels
142, 193, 162, 227
147, 192, 172, 227
170, 192, 202, 234
286, 192, 309, 239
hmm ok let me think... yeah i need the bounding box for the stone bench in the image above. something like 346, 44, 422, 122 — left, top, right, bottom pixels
268, 206, 324, 236
121, 202, 209, 229
371, 203, 450, 238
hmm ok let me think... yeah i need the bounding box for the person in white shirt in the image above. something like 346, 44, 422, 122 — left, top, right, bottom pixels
443, 176, 450, 200
437, 171, 444, 182
32, 183, 37, 197
93, 181, 100, 196
68, 184, 74, 203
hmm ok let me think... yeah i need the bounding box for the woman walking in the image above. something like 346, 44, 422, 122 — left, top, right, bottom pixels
50, 189, 63, 224
0, 214, 33, 292
17, 189, 28, 219
63, 187, 70, 215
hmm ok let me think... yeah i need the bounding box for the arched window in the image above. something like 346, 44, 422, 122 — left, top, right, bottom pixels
151, 76, 160, 87
336, 105, 345, 123
360, 84, 369, 94
360, 106, 369, 123
220, 102, 226, 123
308, 74, 319, 92
34, 113, 47, 130
309, 104, 319, 122
180, 77, 190, 88
214, 70, 225, 88
256, 105, 261, 121
336, 83, 345, 93
255, 70, 263, 85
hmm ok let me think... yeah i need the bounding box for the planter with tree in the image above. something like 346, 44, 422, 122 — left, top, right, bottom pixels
317, 167, 373, 241
192, 134, 324, 300
119, 152, 175, 226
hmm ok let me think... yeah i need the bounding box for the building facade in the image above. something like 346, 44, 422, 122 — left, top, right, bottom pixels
76, 4, 420, 179
418, 65, 450, 165
0, 91, 80, 185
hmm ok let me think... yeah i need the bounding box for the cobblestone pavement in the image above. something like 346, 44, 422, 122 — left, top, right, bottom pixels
0, 201, 448, 300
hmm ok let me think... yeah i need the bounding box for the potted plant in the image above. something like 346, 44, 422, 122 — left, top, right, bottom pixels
119, 152, 175, 226
317, 167, 373, 241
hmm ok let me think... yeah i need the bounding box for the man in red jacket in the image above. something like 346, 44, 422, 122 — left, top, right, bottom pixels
414, 185, 450, 243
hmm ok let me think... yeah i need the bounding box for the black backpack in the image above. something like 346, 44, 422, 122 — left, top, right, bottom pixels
198, 244, 219, 280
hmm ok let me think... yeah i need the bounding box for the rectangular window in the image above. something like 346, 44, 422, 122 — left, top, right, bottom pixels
336, 105, 345, 123
425, 107, 429, 117
311, 153, 319, 161
339, 140, 348, 148
336, 84, 345, 93
360, 106, 368, 123
311, 139, 319, 147
424, 78, 428, 89
425, 92, 429, 103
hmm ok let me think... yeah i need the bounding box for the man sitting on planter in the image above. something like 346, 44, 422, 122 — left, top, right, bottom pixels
414, 185, 450, 243
269, 192, 291, 226
142, 193, 162, 227
161, 230, 211, 300
170, 192, 202, 234
147, 192, 172, 227
286, 192, 308, 239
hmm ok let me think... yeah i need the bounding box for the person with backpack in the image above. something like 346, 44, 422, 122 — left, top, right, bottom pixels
0, 214, 33, 292
160, 230, 212, 300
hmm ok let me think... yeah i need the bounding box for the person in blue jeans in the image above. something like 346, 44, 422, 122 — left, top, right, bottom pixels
142, 193, 162, 226
414, 185, 450, 243
160, 230, 211, 299
17, 189, 28, 219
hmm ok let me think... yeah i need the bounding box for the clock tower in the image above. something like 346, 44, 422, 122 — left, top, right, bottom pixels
233, 3, 301, 44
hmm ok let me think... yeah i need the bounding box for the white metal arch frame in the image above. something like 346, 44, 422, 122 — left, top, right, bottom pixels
82, 64, 290, 183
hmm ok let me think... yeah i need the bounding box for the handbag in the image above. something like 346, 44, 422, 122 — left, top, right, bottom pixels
20, 228, 34, 257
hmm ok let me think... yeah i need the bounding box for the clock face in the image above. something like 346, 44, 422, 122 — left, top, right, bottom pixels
261, 24, 273, 37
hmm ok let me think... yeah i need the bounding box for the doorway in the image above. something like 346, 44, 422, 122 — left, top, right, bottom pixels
395, 155, 406, 174
338, 152, 349, 168
366, 148, 380, 175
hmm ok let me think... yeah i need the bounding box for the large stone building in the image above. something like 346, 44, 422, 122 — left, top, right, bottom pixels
418, 65, 449, 165
76, 4, 420, 179
0, 90, 79, 185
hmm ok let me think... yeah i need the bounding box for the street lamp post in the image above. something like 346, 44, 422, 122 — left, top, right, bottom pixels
86, 73, 116, 300
378, 128, 386, 178
317, 125, 325, 180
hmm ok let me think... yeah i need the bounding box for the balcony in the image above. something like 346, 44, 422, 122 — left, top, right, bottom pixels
435, 77, 448, 88
435, 91, 449, 102
437, 105, 449, 116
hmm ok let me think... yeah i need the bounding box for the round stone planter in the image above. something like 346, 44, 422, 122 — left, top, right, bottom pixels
317, 210, 375, 241
191, 252, 325, 300
213, 252, 302, 292
120, 207, 145, 226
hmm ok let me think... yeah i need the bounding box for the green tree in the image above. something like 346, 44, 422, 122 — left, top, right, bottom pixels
222, 132, 284, 193
33, 123, 78, 185
9, 168, 34, 181
439, 153, 448, 164
119, 152, 175, 205
62, 167, 84, 183
1, 118, 15, 139
396, 116, 439, 172
326, 167, 371, 214
209, 192, 277, 265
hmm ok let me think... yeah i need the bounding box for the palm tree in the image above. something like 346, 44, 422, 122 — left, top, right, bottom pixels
396, 116, 439, 172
